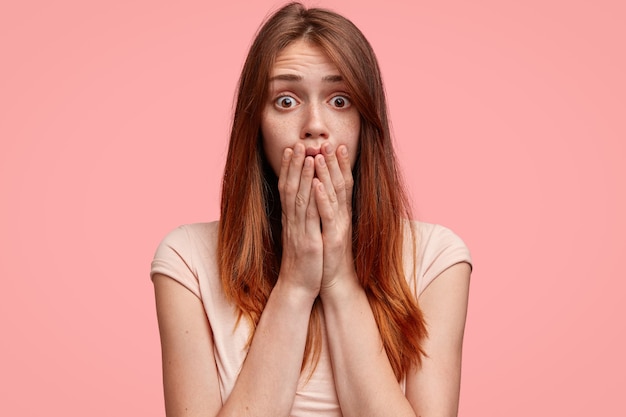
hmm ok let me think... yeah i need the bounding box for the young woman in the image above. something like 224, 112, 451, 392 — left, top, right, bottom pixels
151, 3, 472, 416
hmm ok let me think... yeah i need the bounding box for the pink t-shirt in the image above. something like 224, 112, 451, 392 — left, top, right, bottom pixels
151, 221, 471, 416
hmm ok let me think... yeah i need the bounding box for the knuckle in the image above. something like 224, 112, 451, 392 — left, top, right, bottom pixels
283, 181, 296, 195
295, 193, 307, 207
334, 179, 346, 192
306, 208, 318, 220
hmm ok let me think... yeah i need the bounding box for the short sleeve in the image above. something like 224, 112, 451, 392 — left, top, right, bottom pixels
415, 223, 472, 296
150, 225, 201, 298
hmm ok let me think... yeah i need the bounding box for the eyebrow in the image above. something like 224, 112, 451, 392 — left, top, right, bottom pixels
269, 74, 344, 82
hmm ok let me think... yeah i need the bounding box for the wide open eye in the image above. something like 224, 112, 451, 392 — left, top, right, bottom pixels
275, 95, 298, 109
329, 95, 351, 109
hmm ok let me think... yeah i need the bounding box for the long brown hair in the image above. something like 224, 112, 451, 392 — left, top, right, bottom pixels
218, 2, 427, 380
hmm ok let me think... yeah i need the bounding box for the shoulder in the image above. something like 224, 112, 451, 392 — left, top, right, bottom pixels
153, 222, 219, 262
156, 221, 219, 249
150, 221, 219, 298
404, 220, 472, 296
413, 221, 471, 264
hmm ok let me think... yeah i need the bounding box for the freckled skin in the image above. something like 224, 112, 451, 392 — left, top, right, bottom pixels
261, 40, 360, 174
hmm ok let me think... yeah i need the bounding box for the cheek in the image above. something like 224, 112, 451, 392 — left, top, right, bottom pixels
345, 114, 361, 168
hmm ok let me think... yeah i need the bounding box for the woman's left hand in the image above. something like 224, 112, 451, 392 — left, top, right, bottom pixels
313, 143, 358, 293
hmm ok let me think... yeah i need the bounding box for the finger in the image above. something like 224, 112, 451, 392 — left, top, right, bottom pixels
314, 153, 338, 208
336, 145, 354, 210
280, 143, 306, 219
321, 143, 347, 208
295, 156, 315, 224
306, 179, 322, 235
313, 178, 336, 230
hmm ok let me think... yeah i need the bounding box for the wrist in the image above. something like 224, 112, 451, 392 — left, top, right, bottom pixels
274, 276, 319, 308
319, 271, 361, 306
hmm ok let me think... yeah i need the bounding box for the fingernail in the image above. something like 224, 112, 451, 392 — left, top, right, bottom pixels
324, 143, 334, 154
283, 148, 292, 160
340, 146, 348, 156
294, 143, 304, 156
318, 155, 326, 166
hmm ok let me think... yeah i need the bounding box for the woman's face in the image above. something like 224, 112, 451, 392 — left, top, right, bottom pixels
261, 40, 361, 176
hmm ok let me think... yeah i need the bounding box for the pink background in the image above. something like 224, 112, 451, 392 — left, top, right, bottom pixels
1, 0, 624, 415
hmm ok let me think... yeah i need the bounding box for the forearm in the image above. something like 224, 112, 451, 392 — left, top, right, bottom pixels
321, 278, 417, 417
220, 279, 316, 417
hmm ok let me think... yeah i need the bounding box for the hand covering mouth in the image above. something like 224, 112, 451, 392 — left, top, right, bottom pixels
305, 147, 321, 157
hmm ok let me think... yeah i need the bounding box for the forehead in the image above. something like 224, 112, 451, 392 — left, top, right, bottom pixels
270, 40, 339, 77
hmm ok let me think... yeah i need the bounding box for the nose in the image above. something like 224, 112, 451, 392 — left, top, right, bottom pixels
300, 103, 328, 140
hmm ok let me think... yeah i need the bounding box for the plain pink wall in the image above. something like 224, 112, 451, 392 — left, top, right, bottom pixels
1, 0, 624, 415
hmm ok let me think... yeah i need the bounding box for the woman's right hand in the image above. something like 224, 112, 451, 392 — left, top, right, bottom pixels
277, 142, 324, 297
